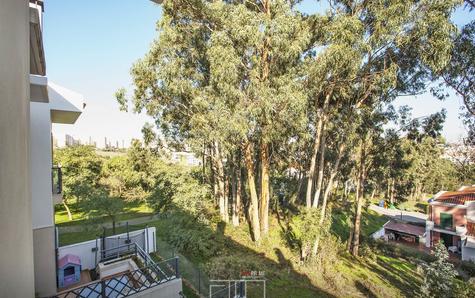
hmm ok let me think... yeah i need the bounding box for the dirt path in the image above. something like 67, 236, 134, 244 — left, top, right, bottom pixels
369, 204, 427, 224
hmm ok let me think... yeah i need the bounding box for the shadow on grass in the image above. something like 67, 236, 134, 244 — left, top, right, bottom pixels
355, 280, 377, 298
357, 256, 421, 297
331, 204, 388, 241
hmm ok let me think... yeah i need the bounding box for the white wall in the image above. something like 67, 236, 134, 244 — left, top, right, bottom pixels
30, 102, 54, 229
462, 246, 475, 262
0, 1, 35, 297
58, 227, 157, 270
130, 278, 183, 298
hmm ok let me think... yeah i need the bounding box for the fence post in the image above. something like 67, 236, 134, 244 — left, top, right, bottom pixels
175, 257, 179, 278
198, 269, 201, 295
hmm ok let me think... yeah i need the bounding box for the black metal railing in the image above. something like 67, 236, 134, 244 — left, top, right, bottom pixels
54, 256, 179, 298
52, 165, 62, 195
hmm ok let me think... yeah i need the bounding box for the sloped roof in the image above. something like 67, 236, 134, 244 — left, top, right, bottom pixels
384, 220, 425, 236
435, 190, 475, 205
58, 254, 81, 268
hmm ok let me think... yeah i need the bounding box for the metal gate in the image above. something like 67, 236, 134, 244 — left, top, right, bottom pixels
98, 225, 147, 263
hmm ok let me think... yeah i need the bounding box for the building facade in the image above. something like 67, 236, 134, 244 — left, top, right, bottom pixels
426, 187, 475, 261
31, 82, 84, 296
0, 1, 36, 297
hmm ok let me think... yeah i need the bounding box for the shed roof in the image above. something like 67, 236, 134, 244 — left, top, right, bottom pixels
384, 220, 425, 236
58, 254, 81, 268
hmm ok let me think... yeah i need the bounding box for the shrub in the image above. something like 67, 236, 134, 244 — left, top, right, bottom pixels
460, 260, 475, 278
452, 278, 475, 298
419, 242, 456, 298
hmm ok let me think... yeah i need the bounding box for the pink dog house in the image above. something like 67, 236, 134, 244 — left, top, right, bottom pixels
58, 254, 81, 288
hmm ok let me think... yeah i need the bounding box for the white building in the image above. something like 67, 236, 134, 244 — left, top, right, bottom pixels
30, 81, 85, 296
1, 1, 183, 297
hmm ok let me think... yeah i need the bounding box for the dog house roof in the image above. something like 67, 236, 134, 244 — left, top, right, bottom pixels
58, 254, 81, 268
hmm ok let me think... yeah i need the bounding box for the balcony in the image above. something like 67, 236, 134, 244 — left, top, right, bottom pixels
54, 243, 180, 298
52, 165, 62, 204
431, 223, 467, 237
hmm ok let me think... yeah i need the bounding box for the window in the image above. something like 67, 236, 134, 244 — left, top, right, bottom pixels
440, 213, 453, 229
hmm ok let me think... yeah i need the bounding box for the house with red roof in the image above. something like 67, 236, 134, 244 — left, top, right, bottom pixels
425, 186, 475, 261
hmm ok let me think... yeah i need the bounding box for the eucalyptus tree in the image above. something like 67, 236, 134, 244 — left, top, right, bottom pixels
117, 0, 310, 241
314, 0, 460, 257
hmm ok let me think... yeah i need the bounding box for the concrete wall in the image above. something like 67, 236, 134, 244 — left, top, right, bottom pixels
33, 226, 57, 297
0, 0, 35, 297
431, 205, 466, 227
30, 102, 54, 229
130, 278, 183, 298
462, 246, 475, 262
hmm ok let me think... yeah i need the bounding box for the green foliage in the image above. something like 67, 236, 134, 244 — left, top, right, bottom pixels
286, 207, 330, 260
160, 211, 222, 260
420, 242, 457, 298
453, 278, 475, 298
54, 145, 103, 201
147, 161, 212, 217
80, 189, 125, 230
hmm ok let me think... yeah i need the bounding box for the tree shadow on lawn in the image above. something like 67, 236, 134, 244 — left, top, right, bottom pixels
357, 256, 421, 297
155, 207, 337, 298
355, 281, 378, 298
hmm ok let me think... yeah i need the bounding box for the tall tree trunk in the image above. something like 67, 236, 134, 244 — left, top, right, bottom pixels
312, 126, 326, 207
211, 148, 218, 206
351, 143, 367, 257
63, 199, 73, 221
244, 141, 260, 242
214, 142, 227, 222
305, 93, 331, 207
232, 164, 242, 227
390, 179, 395, 204
344, 180, 349, 200
312, 143, 345, 256
320, 143, 345, 219
260, 142, 270, 235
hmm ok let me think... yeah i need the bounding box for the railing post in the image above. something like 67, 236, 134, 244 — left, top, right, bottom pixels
175, 257, 179, 278
101, 279, 106, 297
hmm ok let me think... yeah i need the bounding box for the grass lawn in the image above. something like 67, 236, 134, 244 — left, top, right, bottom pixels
331, 202, 389, 241
397, 200, 429, 213
55, 199, 154, 226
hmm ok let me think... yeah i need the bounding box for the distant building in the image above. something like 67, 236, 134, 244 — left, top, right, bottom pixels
170, 151, 201, 166
65, 134, 80, 147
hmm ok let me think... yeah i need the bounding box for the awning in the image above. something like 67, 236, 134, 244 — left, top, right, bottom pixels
49, 83, 85, 124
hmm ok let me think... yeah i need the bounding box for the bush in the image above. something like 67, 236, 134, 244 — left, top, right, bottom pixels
369, 238, 435, 263
453, 278, 475, 298
460, 260, 475, 278
205, 254, 262, 279
162, 211, 223, 260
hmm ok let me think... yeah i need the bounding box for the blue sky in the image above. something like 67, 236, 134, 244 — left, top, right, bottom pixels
46, 0, 474, 147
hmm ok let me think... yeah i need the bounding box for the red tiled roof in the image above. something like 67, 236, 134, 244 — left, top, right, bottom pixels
384, 220, 426, 236
58, 254, 81, 269
435, 190, 475, 205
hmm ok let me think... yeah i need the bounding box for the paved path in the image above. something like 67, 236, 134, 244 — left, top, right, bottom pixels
57, 214, 161, 233
369, 204, 427, 224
